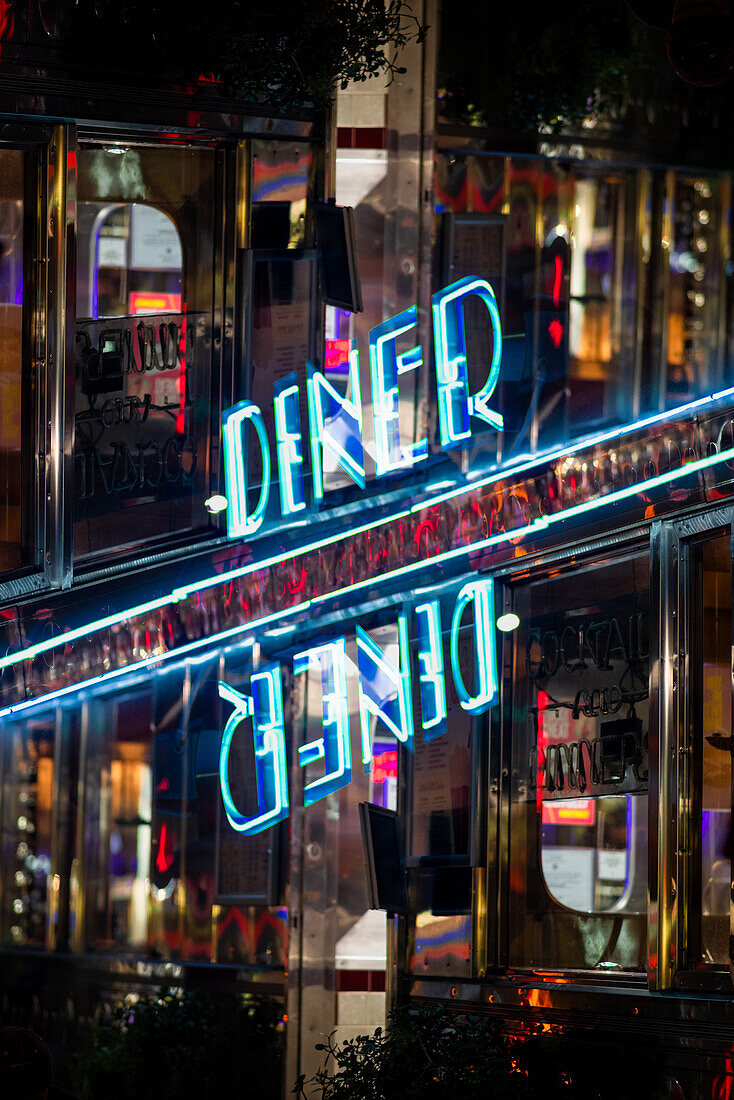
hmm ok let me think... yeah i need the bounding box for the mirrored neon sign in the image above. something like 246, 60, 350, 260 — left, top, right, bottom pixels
218, 577, 498, 833
223, 276, 502, 537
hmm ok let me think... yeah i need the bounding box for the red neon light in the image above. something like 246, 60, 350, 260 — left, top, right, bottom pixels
325, 338, 350, 371
155, 823, 174, 873
371, 749, 398, 783
542, 800, 595, 827
552, 254, 562, 307
548, 318, 563, 348
128, 292, 182, 315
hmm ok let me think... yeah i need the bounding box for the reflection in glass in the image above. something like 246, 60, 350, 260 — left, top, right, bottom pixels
1, 719, 54, 945
0, 650, 287, 968
0, 150, 28, 573
694, 535, 732, 966
509, 555, 649, 971
667, 176, 722, 403
541, 794, 647, 914
74, 144, 216, 559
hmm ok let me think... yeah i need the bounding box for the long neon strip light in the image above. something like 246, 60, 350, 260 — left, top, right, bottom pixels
3, 443, 734, 720
419, 382, 734, 511
180, 384, 734, 598
0, 602, 308, 699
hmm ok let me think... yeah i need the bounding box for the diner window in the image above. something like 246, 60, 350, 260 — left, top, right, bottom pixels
508, 555, 649, 972
251, 141, 313, 251
74, 143, 219, 560
81, 690, 153, 952
72, 652, 285, 967
0, 716, 55, 945
666, 174, 723, 403
689, 533, 732, 968
0, 149, 31, 574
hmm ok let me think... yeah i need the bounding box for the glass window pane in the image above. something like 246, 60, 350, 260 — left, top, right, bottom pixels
693, 534, 732, 967
82, 691, 152, 952
1, 717, 55, 945
667, 175, 722, 403
509, 555, 649, 972
74, 144, 218, 559
251, 141, 312, 250
247, 257, 314, 521
0, 150, 29, 573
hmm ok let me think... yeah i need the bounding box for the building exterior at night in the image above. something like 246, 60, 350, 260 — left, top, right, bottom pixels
4, 1, 734, 1098
328, 4, 734, 1098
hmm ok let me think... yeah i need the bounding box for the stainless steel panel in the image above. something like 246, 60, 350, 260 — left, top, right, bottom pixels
648, 519, 677, 988
44, 122, 75, 589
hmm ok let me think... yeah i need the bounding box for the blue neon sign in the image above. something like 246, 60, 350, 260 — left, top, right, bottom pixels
218, 669, 289, 834
218, 578, 498, 832
223, 276, 502, 535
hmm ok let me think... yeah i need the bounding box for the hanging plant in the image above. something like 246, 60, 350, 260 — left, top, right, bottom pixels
71, 0, 427, 111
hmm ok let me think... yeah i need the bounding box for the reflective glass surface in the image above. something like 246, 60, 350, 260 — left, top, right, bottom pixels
692, 534, 732, 967
0, 648, 287, 968
509, 555, 649, 971
74, 144, 218, 559
0, 150, 29, 574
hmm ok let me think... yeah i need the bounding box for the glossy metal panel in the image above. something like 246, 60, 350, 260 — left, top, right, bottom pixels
210, 143, 235, 529
285, 667, 306, 1093
44, 123, 75, 588
377, 0, 435, 483
648, 520, 678, 988
493, 582, 515, 972
670, 506, 734, 991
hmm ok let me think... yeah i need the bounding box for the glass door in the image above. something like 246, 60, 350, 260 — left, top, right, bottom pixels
690, 531, 732, 970
654, 508, 734, 990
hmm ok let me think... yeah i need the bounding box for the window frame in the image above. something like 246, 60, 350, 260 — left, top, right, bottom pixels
492, 529, 653, 987
650, 507, 734, 994
0, 122, 72, 601
70, 131, 235, 571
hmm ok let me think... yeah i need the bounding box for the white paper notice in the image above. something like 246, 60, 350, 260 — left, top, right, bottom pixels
130, 205, 182, 271
541, 846, 595, 911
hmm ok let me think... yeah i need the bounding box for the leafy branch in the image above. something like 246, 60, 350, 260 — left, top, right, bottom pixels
73, 0, 427, 111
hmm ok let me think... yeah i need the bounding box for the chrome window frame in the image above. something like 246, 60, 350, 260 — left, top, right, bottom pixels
0, 122, 75, 602
650, 506, 734, 993
490, 527, 653, 986
0, 121, 328, 598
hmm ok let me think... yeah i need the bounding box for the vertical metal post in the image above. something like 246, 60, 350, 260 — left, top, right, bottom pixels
414, 0, 438, 458
285, 667, 306, 1097
44, 124, 76, 588
381, 0, 436, 477
233, 138, 251, 405
649, 520, 679, 989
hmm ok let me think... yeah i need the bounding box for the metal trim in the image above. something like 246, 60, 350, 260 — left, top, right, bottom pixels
648, 519, 678, 989
43, 123, 76, 589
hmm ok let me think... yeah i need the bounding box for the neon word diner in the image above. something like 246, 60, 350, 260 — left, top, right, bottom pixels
223, 276, 503, 537
218, 577, 498, 833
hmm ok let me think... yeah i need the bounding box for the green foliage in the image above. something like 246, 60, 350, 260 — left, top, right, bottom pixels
72, 0, 426, 110
437, 0, 734, 164
293, 1005, 529, 1100
198, 0, 427, 109
75, 987, 284, 1100
294, 1005, 672, 1100
438, 0, 635, 132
